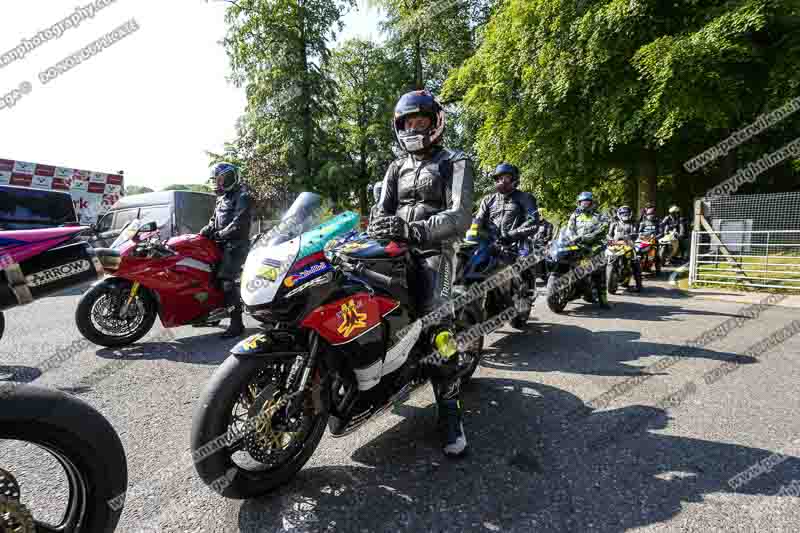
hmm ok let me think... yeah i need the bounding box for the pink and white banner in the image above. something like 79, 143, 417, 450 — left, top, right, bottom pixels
1, 157, 124, 224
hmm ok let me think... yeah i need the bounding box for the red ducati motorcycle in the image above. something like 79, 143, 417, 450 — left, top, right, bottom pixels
75, 219, 235, 347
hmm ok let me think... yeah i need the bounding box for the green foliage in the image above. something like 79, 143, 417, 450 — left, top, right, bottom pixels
218, 0, 355, 195
161, 184, 213, 193
215, 0, 800, 217
325, 38, 407, 211
444, 0, 800, 210
125, 185, 154, 195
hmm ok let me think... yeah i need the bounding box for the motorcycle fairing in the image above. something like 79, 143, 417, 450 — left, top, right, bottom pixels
300, 292, 399, 347
0, 226, 88, 264
241, 212, 360, 308
241, 237, 301, 307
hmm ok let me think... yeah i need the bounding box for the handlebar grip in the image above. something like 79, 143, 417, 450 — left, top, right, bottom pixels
354, 264, 399, 290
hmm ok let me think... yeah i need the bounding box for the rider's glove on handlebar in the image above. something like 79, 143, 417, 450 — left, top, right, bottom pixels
368, 215, 427, 245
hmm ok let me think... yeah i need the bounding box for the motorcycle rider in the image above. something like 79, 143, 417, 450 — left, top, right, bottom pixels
535, 217, 554, 244
199, 162, 253, 338
565, 191, 611, 308
661, 205, 688, 264
468, 162, 540, 296
607, 205, 642, 292
638, 203, 662, 239
369, 89, 474, 458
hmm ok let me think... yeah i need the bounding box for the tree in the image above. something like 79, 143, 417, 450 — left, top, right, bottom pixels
443, 0, 800, 213
125, 185, 154, 195
327, 38, 407, 213
219, 0, 354, 196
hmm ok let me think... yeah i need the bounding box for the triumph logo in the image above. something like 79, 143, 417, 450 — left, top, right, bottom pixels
26, 260, 91, 287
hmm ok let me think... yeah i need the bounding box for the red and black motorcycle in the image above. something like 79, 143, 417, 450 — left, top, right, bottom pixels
190, 193, 483, 499
75, 219, 235, 347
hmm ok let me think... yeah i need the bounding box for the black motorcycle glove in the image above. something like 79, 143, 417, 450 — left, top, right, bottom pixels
200, 225, 216, 239
368, 216, 426, 245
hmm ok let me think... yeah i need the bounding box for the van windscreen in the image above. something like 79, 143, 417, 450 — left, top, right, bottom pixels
0, 187, 78, 226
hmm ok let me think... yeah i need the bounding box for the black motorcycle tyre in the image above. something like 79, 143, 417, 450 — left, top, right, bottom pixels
455, 304, 485, 384
75, 280, 158, 348
546, 273, 568, 313
190, 355, 329, 499
0, 384, 128, 533
606, 263, 619, 295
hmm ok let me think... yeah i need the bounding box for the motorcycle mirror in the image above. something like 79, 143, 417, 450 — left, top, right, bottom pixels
139, 221, 158, 233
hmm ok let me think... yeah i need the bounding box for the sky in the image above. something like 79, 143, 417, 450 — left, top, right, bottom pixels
0, 0, 385, 191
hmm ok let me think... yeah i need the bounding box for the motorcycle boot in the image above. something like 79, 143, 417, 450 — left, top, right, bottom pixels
433, 377, 467, 457
220, 280, 245, 338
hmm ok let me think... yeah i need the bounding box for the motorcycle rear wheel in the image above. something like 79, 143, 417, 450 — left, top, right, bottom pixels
75, 280, 158, 348
0, 384, 128, 533
190, 355, 329, 499
456, 305, 485, 384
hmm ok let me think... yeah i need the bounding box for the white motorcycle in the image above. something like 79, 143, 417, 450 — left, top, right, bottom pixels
658, 230, 680, 265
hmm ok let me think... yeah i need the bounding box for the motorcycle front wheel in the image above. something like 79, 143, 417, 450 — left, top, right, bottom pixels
190, 354, 329, 499
0, 384, 128, 533
546, 273, 568, 313
606, 263, 619, 294
75, 279, 158, 348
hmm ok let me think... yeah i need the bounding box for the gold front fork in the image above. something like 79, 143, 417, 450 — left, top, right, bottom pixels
120, 281, 140, 317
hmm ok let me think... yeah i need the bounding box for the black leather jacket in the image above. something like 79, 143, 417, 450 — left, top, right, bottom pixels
535, 218, 554, 242
474, 190, 540, 242
638, 215, 661, 239
202, 184, 253, 242
661, 215, 687, 238
375, 147, 474, 246
608, 220, 638, 242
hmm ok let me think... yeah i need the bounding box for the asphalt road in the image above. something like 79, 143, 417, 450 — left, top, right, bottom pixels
2, 270, 800, 533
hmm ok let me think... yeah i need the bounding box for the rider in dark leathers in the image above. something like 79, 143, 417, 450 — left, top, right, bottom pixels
369, 90, 474, 457
638, 204, 662, 239
471, 162, 540, 295
661, 205, 688, 263
535, 218, 554, 244
607, 205, 642, 291
200, 163, 253, 338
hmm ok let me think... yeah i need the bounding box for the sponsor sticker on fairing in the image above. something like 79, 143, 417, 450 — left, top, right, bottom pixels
26, 260, 91, 287
284, 261, 331, 287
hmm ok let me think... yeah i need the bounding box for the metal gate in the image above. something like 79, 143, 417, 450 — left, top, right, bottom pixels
689, 192, 800, 291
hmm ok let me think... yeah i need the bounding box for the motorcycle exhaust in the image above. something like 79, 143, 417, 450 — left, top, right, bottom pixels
0, 242, 104, 311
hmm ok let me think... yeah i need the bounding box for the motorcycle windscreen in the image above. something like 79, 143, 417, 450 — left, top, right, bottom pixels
240, 236, 300, 306
110, 219, 142, 248
254, 192, 326, 249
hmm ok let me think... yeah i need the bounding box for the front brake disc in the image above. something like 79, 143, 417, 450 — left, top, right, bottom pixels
0, 469, 35, 533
